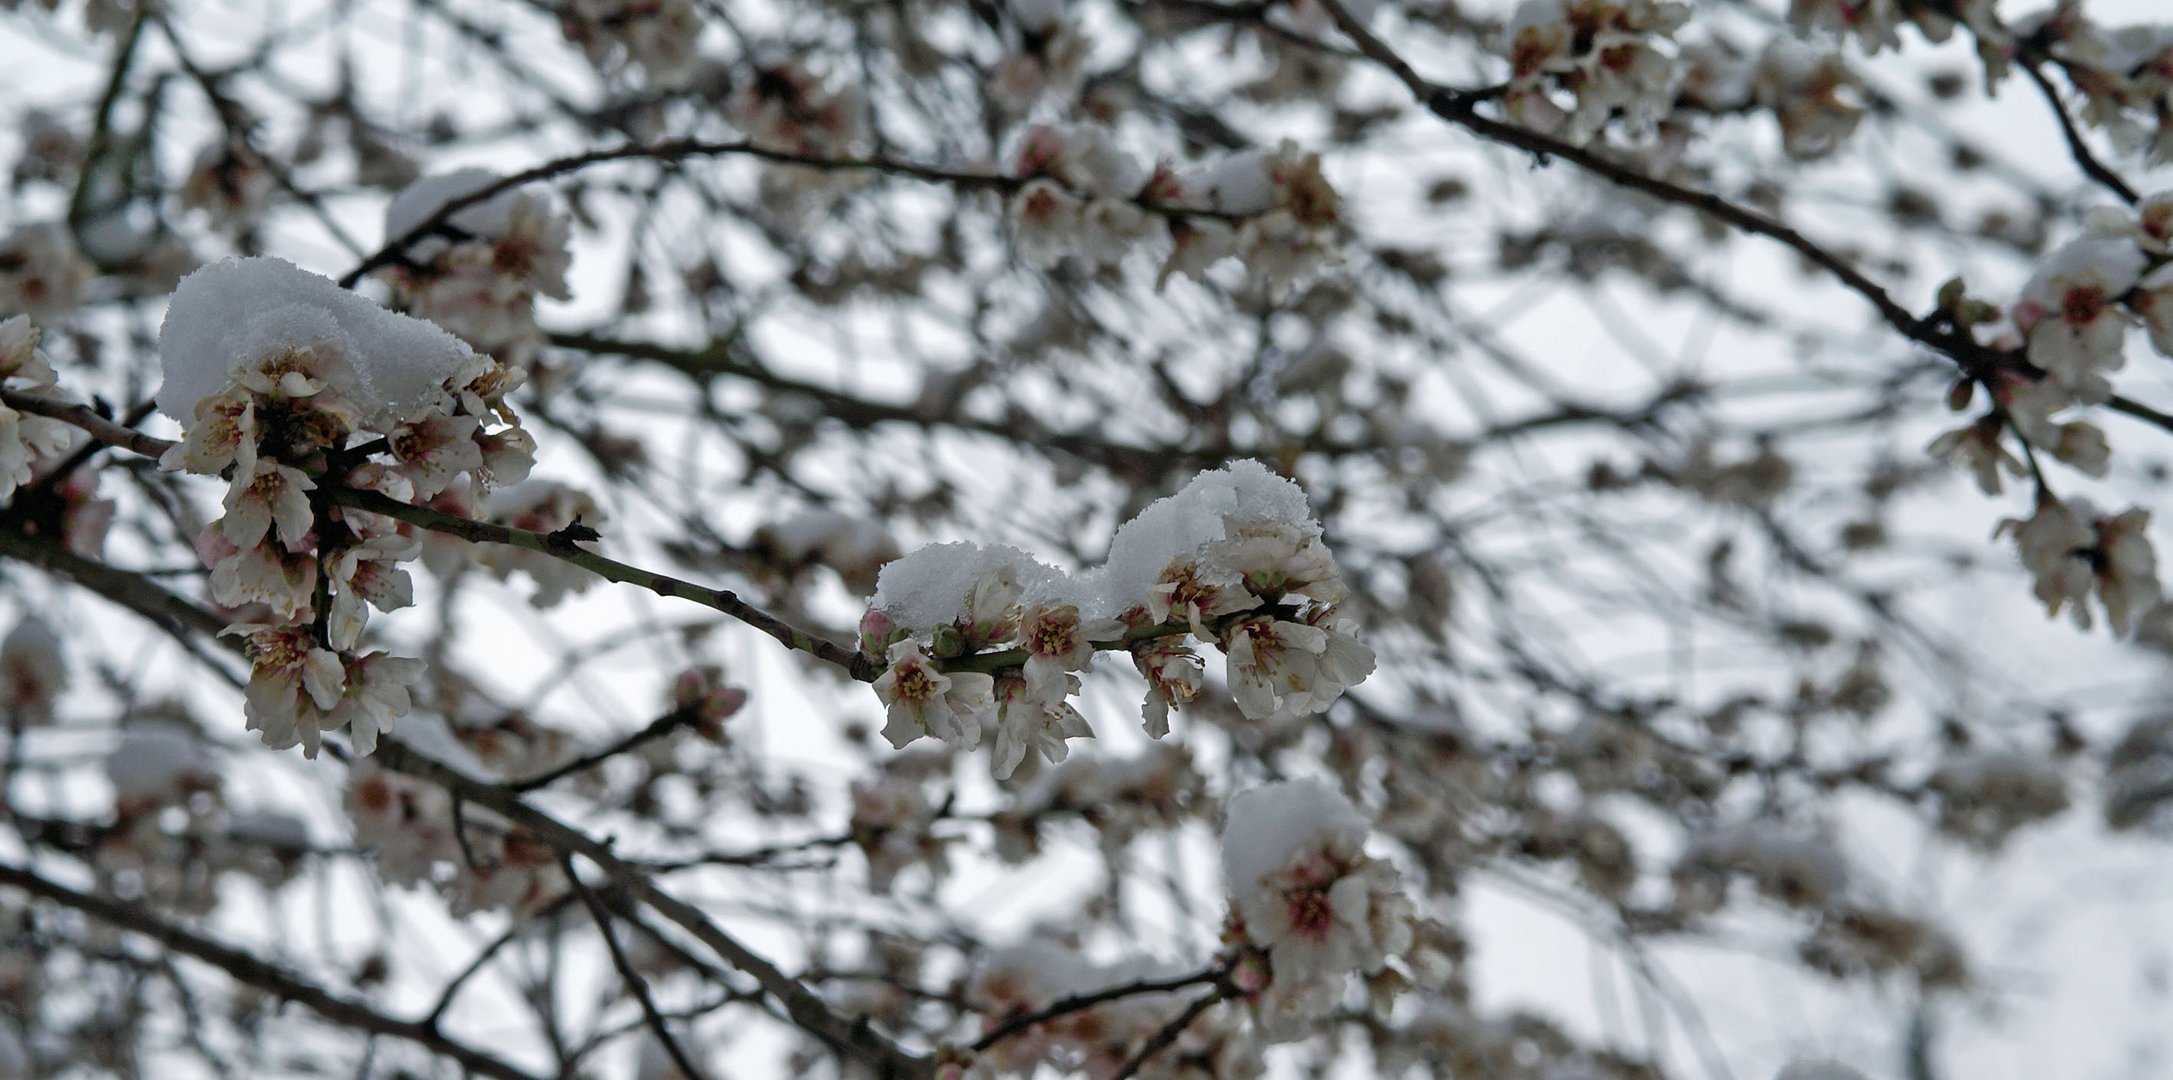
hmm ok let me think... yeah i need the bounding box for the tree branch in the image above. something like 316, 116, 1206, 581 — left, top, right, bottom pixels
0, 860, 544, 1080
325, 486, 873, 680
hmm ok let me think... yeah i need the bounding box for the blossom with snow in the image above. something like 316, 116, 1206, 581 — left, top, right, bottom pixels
864, 462, 1371, 778
1496, 0, 1690, 144
468, 480, 606, 606
1219, 779, 1412, 1030
2013, 235, 2144, 404
346, 713, 565, 915
1752, 40, 1866, 160
180, 138, 276, 233
1008, 123, 1160, 270
379, 170, 573, 367
1676, 823, 1851, 913
730, 59, 866, 151
968, 942, 1262, 1078
992, 0, 1088, 114
155, 256, 534, 755
105, 720, 217, 814
849, 774, 946, 893
1929, 748, 2072, 849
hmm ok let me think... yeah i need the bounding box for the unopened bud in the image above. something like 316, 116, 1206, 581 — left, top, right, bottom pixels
930, 624, 965, 659
1945, 378, 1975, 412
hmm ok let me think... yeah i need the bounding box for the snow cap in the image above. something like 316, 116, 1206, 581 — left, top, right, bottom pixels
1219, 778, 1369, 893
157, 256, 479, 428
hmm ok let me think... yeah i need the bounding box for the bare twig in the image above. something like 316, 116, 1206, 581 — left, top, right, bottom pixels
1111, 986, 1227, 1080
970, 966, 1224, 1053
507, 705, 704, 792
557, 852, 711, 1080
2020, 60, 2139, 206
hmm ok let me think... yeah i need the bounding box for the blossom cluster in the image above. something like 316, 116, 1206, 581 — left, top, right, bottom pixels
1218, 779, 1414, 1031
347, 712, 565, 916
1991, 5, 2173, 163
1998, 494, 2158, 636
727, 58, 872, 220
157, 255, 537, 755
559, 0, 703, 86
991, 0, 1088, 115
1927, 747, 2071, 850
1007, 125, 1342, 293
420, 478, 607, 607
378, 170, 574, 369
1674, 823, 1852, 914
1787, 0, 1998, 57
1497, 0, 1690, 144
1914, 195, 2173, 637
1677, 38, 1868, 160
100, 708, 317, 912
864, 461, 1373, 779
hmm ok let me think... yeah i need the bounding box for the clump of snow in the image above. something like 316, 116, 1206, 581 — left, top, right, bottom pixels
873, 461, 1320, 629
105, 721, 213, 804
870, 542, 1061, 632
1188, 150, 1276, 216
157, 256, 479, 427
1085, 458, 1314, 617
1218, 777, 1368, 892
384, 169, 528, 255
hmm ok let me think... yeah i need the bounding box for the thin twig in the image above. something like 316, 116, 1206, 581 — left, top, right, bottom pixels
507, 705, 704, 792
557, 852, 711, 1080
970, 966, 1224, 1053
1110, 986, 1227, 1080
2021, 59, 2139, 206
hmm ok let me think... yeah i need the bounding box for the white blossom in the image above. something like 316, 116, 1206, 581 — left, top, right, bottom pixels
873, 640, 994, 751
2014, 236, 2144, 404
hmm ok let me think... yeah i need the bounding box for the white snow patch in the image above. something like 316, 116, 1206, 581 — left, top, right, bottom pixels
1219, 778, 1368, 893
105, 721, 212, 802
871, 460, 1318, 626
157, 256, 478, 427
870, 541, 1061, 632
384, 169, 528, 256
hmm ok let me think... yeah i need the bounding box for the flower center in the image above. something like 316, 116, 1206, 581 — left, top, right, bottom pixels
1287, 887, 1335, 938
